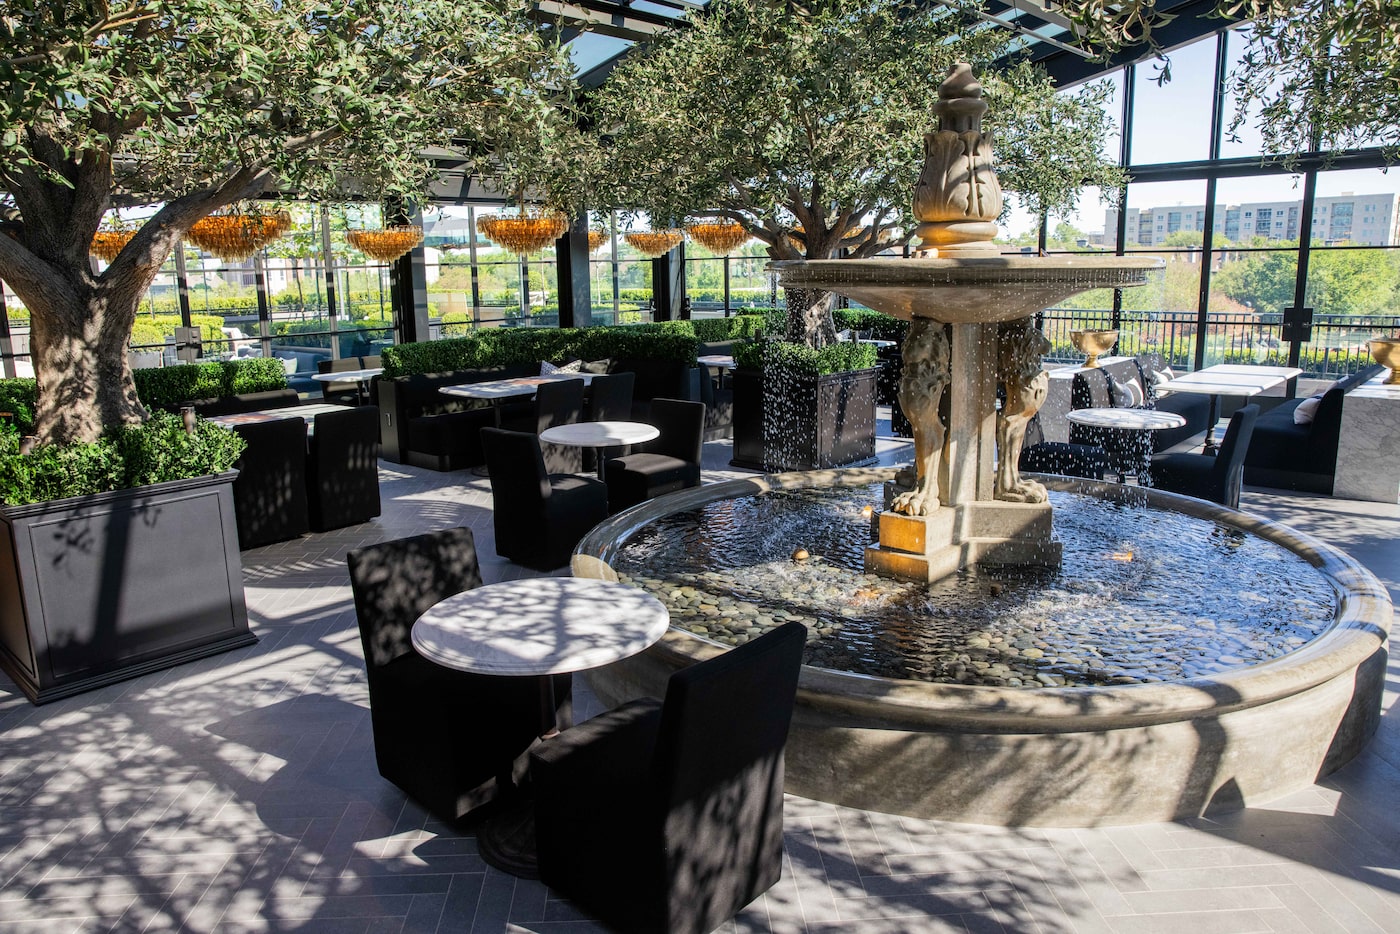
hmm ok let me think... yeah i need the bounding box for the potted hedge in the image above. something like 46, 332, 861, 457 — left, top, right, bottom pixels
730, 339, 879, 471
0, 411, 254, 704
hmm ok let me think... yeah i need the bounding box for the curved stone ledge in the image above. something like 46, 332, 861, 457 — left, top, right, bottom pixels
573, 470, 1392, 826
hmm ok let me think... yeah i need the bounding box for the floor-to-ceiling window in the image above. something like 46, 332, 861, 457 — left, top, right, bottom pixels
1028, 26, 1400, 379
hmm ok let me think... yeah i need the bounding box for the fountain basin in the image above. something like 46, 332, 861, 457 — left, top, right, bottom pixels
770, 255, 1164, 322
572, 468, 1392, 826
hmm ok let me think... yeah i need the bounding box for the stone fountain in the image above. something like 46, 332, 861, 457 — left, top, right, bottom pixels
772, 63, 1162, 583
570, 64, 1391, 827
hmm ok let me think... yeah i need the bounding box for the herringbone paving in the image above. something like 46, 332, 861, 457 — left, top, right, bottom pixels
1, 436, 1397, 933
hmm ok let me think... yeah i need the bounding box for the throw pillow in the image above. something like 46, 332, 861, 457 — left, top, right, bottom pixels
280, 357, 299, 376
1294, 394, 1323, 425
580, 358, 613, 375
1153, 368, 1175, 386
541, 358, 582, 375
1111, 376, 1145, 408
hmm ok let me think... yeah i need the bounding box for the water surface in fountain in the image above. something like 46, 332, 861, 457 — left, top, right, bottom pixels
611, 485, 1336, 688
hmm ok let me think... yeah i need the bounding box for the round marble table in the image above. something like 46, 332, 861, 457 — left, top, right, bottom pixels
411, 577, 670, 878
539, 420, 660, 479
1066, 408, 1186, 484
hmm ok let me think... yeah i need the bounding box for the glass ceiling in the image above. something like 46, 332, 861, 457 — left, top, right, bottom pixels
549, 0, 1232, 90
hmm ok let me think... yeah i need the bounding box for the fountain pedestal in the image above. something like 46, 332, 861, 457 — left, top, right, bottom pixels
867, 490, 1061, 582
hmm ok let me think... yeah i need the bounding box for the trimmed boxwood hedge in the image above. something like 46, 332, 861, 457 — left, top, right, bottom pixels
733, 339, 877, 376
381, 324, 701, 377
688, 315, 765, 343
132, 358, 288, 409
0, 411, 246, 506
0, 379, 38, 435
834, 308, 909, 343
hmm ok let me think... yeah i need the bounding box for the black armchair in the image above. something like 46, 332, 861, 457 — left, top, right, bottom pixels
604, 398, 705, 513
307, 406, 381, 531
481, 427, 610, 571
1150, 404, 1259, 508
586, 371, 636, 422
532, 621, 808, 934
230, 417, 310, 549
502, 377, 585, 473
317, 357, 363, 406
347, 528, 570, 825
1018, 414, 1113, 480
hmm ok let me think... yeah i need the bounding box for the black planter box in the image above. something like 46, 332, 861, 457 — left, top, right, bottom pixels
731, 366, 878, 471
0, 472, 256, 704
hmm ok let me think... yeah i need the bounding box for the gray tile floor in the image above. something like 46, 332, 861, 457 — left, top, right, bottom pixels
1, 432, 1397, 933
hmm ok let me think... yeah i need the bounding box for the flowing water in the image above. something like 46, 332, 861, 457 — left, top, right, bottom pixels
611, 485, 1337, 688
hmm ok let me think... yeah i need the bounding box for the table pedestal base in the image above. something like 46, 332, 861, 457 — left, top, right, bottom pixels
478, 799, 540, 879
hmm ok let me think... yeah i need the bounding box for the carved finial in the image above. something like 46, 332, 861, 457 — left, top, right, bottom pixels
912, 63, 1004, 257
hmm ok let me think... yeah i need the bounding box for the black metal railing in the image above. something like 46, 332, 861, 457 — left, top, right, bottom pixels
1038, 309, 1399, 378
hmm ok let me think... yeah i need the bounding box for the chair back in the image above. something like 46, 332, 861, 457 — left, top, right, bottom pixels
1071, 369, 1115, 410
1214, 404, 1259, 506
361, 355, 382, 369
481, 427, 550, 506
309, 406, 381, 528
645, 398, 706, 465
652, 621, 807, 816
588, 372, 636, 422
318, 357, 362, 400
535, 378, 585, 433
346, 528, 482, 672
231, 416, 309, 548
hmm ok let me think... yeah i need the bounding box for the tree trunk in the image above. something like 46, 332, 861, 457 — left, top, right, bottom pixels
782, 287, 838, 348
30, 280, 147, 446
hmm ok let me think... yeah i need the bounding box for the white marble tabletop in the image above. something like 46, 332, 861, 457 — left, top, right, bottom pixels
1157, 364, 1302, 397
859, 339, 897, 348
411, 577, 670, 676
1065, 408, 1186, 430
205, 402, 352, 428
310, 367, 383, 382
539, 420, 660, 448
439, 372, 594, 401
698, 354, 736, 369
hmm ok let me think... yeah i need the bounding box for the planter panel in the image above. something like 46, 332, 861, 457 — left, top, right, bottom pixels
0, 473, 255, 704
731, 367, 877, 471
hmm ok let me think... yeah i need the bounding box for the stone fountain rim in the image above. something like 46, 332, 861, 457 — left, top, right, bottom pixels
770, 254, 1166, 277
572, 467, 1392, 735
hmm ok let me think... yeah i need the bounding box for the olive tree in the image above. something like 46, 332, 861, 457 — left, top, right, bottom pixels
578, 0, 1125, 346
0, 0, 571, 445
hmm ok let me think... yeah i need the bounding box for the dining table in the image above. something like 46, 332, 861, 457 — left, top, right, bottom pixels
411, 576, 670, 878
1066, 407, 1186, 484
539, 420, 660, 480
310, 367, 383, 405
1156, 364, 1302, 454
204, 402, 352, 434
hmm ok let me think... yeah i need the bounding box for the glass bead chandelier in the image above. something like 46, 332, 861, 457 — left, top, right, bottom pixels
346, 225, 425, 262
686, 220, 750, 254
475, 211, 569, 255
623, 229, 685, 258
185, 209, 292, 261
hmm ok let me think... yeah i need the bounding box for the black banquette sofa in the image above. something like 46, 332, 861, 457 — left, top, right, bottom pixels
1242, 365, 1380, 494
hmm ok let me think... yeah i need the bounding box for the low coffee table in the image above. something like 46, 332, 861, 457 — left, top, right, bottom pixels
1066, 408, 1185, 484
411, 577, 670, 878
539, 420, 660, 480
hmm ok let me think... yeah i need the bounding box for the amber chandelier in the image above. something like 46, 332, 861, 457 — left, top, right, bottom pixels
186, 210, 291, 261
587, 229, 609, 252
686, 220, 750, 254
476, 212, 569, 255
623, 229, 684, 258
90, 230, 136, 262
347, 225, 424, 262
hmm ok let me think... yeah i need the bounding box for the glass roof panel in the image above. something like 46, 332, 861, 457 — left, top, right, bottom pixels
568, 33, 634, 75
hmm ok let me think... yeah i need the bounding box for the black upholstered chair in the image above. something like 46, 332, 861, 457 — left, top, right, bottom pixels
230, 417, 310, 549
532, 621, 808, 934
1067, 368, 1117, 448
586, 371, 636, 422
317, 357, 363, 406
1018, 414, 1113, 480
307, 406, 381, 531
481, 428, 610, 571
604, 398, 705, 513
347, 528, 570, 826
1150, 404, 1259, 508
502, 378, 585, 474
582, 372, 636, 473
